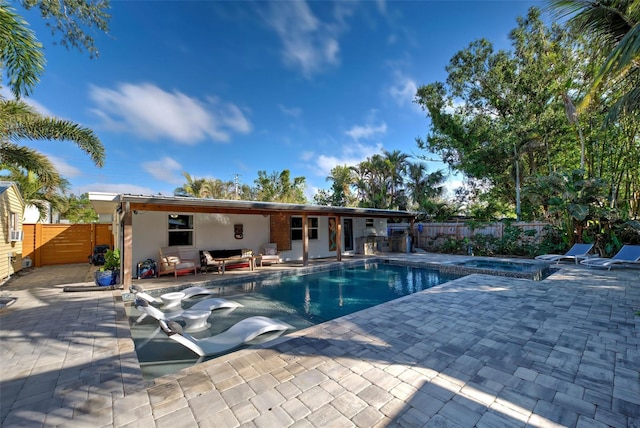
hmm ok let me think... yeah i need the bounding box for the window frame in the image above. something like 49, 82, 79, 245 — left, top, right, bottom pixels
167, 214, 194, 246
291, 216, 319, 241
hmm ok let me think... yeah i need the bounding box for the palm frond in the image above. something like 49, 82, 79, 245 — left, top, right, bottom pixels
0, 4, 46, 98
6, 115, 105, 167
0, 142, 61, 187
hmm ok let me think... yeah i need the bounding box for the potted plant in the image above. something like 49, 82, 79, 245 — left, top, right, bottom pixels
95, 248, 121, 286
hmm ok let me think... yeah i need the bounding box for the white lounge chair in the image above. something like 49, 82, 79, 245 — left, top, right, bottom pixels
535, 243, 595, 265
159, 316, 293, 357
259, 243, 281, 265
130, 285, 216, 309
133, 297, 242, 332
580, 245, 640, 270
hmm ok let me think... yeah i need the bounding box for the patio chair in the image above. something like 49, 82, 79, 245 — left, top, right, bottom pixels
535, 243, 595, 264
579, 245, 640, 270
158, 316, 293, 357
259, 243, 281, 265
158, 247, 198, 277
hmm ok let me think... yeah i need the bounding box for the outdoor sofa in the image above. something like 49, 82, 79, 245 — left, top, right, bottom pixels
199, 248, 254, 273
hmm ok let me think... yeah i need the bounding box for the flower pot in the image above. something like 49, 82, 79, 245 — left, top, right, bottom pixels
95, 270, 115, 287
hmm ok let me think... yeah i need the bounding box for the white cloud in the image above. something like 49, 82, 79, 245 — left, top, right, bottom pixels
262, 1, 346, 77
308, 142, 383, 177
76, 182, 157, 196
389, 75, 418, 108
345, 122, 387, 141
1, 88, 56, 117
279, 104, 302, 118
42, 153, 82, 178
89, 83, 252, 144
142, 156, 184, 185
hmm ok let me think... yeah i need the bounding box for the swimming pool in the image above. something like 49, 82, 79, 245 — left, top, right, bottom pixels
126, 262, 461, 379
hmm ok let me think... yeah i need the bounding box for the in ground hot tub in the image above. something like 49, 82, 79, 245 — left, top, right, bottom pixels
439, 258, 552, 281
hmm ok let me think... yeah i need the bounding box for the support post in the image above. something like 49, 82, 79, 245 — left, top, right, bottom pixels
302, 213, 309, 266
336, 215, 342, 262
122, 203, 133, 288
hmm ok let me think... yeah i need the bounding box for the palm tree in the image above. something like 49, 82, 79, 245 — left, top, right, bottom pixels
200, 178, 235, 199
174, 172, 205, 197
1, 167, 68, 221
1, 3, 105, 183
548, 0, 640, 122
1, 100, 105, 186
383, 149, 410, 208
325, 165, 355, 206
406, 161, 447, 210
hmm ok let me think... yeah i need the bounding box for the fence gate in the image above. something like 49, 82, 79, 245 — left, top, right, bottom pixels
22, 224, 113, 267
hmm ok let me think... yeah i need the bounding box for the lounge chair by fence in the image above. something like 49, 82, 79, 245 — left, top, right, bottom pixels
579, 245, 640, 270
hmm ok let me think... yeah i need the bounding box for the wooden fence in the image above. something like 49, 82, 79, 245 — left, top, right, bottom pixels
388, 221, 549, 249
22, 224, 113, 267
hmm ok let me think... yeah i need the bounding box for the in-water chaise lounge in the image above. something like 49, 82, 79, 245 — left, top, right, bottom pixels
133, 297, 242, 332
159, 316, 293, 357
580, 245, 640, 270
535, 243, 595, 264
130, 285, 216, 309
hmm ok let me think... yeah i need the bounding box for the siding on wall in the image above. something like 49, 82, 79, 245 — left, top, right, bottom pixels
0, 184, 24, 281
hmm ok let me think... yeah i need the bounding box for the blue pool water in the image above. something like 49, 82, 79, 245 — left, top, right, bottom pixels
127, 262, 461, 379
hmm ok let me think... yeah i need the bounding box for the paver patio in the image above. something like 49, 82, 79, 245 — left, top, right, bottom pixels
0, 254, 638, 427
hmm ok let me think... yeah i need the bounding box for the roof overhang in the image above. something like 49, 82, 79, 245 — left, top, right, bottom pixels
89, 193, 416, 219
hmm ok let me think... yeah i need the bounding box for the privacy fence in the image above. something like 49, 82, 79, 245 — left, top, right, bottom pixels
22, 223, 114, 267
390, 221, 549, 254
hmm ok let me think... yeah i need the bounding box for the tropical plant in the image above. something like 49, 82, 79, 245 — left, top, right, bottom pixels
0, 167, 67, 220
1, 1, 107, 194
547, 0, 640, 123
324, 164, 356, 207
254, 169, 306, 203
57, 193, 99, 223
100, 248, 120, 272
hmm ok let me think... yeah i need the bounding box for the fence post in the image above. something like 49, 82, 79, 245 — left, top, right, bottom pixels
34, 223, 43, 267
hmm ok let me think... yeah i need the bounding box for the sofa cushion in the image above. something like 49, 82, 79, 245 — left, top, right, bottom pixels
200, 249, 253, 268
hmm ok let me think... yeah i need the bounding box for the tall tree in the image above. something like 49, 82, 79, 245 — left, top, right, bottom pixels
1, 167, 67, 220
174, 172, 199, 197
324, 164, 356, 207
0, 1, 108, 193
548, 0, 640, 123
415, 8, 577, 219
383, 149, 410, 209
57, 193, 99, 223
254, 169, 306, 203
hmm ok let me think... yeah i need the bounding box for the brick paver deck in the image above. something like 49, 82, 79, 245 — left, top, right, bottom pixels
1, 254, 638, 427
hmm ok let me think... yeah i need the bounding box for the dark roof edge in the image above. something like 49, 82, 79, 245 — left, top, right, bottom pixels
119, 194, 415, 218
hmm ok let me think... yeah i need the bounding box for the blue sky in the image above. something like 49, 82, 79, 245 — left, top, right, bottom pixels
15, 0, 544, 200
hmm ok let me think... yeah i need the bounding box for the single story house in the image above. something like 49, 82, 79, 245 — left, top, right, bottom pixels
89, 193, 416, 288
0, 181, 25, 282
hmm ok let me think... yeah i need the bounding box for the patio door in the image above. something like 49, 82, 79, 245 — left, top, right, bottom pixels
343, 219, 353, 251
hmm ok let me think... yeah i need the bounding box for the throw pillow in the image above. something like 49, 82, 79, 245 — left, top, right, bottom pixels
265, 247, 276, 255
203, 251, 215, 263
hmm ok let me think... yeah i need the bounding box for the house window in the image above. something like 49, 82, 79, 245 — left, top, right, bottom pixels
365, 218, 374, 228
9, 212, 18, 231
168, 214, 193, 246
291, 217, 318, 241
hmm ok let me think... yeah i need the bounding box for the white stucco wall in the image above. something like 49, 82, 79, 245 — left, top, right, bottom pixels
121, 210, 388, 266
130, 211, 270, 264
279, 216, 388, 261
